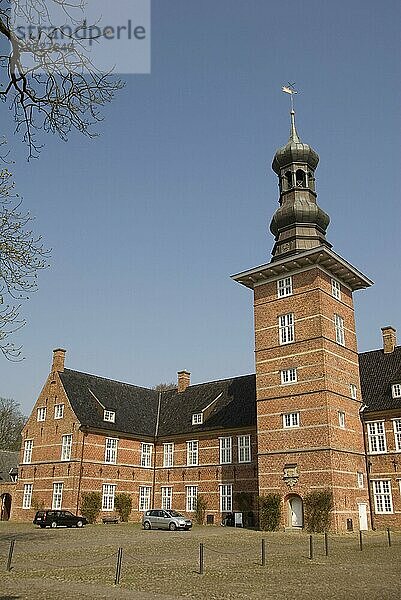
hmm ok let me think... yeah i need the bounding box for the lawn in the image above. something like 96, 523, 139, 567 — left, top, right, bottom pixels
0, 523, 400, 599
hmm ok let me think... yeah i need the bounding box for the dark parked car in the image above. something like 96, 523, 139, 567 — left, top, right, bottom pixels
33, 510, 88, 528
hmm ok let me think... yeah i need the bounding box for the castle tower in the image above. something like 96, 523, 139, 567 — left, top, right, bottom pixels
232, 105, 373, 531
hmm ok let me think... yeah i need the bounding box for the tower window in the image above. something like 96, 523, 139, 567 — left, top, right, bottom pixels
338, 411, 345, 429
283, 412, 300, 428
331, 279, 341, 300
285, 171, 293, 189
279, 313, 294, 345
334, 314, 345, 346
277, 276, 292, 298
281, 368, 297, 384
350, 384, 357, 400
295, 169, 306, 187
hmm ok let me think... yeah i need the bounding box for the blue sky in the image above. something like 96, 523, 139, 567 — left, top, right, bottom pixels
1, 0, 400, 414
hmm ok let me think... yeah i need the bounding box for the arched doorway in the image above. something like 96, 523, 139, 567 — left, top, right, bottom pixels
287, 494, 303, 529
1, 493, 12, 521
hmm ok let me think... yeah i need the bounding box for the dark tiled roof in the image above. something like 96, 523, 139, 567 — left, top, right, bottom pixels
59, 369, 256, 438
0, 450, 19, 482
359, 346, 401, 413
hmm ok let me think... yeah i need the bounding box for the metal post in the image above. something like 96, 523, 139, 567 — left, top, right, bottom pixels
387, 528, 391, 547
6, 539, 15, 572
309, 535, 313, 560
199, 542, 204, 575
261, 538, 266, 567
324, 532, 329, 556
359, 531, 363, 551
114, 547, 123, 585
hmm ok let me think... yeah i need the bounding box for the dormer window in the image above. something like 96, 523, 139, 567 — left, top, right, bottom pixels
192, 413, 203, 425
392, 384, 401, 398
104, 410, 115, 423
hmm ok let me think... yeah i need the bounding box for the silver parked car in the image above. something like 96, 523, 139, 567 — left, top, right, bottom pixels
142, 509, 192, 531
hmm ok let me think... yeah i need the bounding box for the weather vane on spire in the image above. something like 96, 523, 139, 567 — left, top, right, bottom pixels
282, 82, 298, 112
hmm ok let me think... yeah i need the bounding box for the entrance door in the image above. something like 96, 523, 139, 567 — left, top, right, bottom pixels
289, 496, 303, 528
358, 503, 368, 531
0, 494, 12, 521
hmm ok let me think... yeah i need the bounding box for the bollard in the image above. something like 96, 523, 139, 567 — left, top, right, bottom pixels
199, 542, 204, 575
309, 535, 313, 560
387, 528, 391, 547
261, 538, 266, 567
359, 531, 363, 551
324, 532, 329, 557
6, 539, 15, 572
114, 547, 123, 585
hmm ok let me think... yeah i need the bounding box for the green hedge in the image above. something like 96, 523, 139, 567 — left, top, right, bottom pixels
304, 490, 334, 532
259, 494, 281, 531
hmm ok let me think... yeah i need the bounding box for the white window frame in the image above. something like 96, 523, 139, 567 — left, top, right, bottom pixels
161, 486, 172, 511
186, 485, 198, 512
373, 480, 393, 514
283, 412, 300, 429
277, 276, 292, 298
22, 483, 33, 509
219, 437, 232, 465
187, 440, 199, 466
238, 434, 251, 463
141, 443, 153, 468
105, 437, 118, 464
279, 313, 294, 345
192, 413, 203, 425
163, 442, 174, 468
52, 482, 64, 510
331, 278, 341, 300
392, 384, 401, 398
367, 421, 387, 454
139, 486, 151, 511
37, 407, 46, 422
54, 403, 64, 419
334, 314, 345, 346
103, 410, 115, 423
338, 411, 345, 429
357, 472, 364, 489
393, 419, 401, 452
102, 483, 116, 511
23, 439, 33, 464
280, 368, 297, 385
220, 484, 233, 512
350, 384, 357, 400
61, 434, 72, 461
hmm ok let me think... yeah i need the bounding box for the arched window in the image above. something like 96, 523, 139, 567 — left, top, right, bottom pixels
285, 171, 293, 189
296, 169, 305, 187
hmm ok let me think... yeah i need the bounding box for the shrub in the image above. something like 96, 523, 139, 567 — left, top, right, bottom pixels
81, 491, 102, 524
114, 493, 132, 522
304, 490, 334, 532
194, 495, 208, 525
259, 494, 281, 531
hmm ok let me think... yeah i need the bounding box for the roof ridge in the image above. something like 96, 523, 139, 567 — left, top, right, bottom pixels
62, 368, 156, 392
174, 372, 256, 391
359, 345, 401, 357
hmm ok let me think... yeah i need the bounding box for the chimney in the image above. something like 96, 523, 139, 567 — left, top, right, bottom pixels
177, 370, 190, 393
381, 327, 396, 354
52, 348, 66, 373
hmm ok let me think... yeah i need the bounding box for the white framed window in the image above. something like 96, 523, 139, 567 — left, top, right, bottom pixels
54, 404, 64, 419
23, 439, 33, 464
161, 486, 172, 511
219, 437, 232, 464
102, 483, 116, 511
280, 368, 297, 384
392, 384, 401, 398
192, 413, 203, 425
350, 384, 357, 400
37, 407, 46, 422
61, 434, 72, 461
238, 434, 251, 463
334, 314, 345, 346
283, 412, 300, 428
186, 485, 198, 512
393, 419, 401, 452
103, 410, 115, 423
139, 486, 151, 511
277, 276, 292, 298
338, 411, 345, 429
105, 438, 118, 464
367, 421, 387, 454
52, 482, 63, 510
187, 440, 198, 466
373, 480, 393, 514
163, 442, 174, 468
279, 313, 294, 345
220, 484, 233, 512
357, 472, 364, 489
141, 443, 153, 468
22, 483, 33, 509
331, 278, 341, 300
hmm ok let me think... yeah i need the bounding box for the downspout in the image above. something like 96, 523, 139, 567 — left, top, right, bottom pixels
151, 392, 162, 509
361, 409, 375, 530
76, 429, 87, 514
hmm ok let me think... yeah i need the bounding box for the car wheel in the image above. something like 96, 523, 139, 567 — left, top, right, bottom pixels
143, 521, 151, 530
51, 521, 58, 528
76, 520, 83, 528
169, 522, 177, 531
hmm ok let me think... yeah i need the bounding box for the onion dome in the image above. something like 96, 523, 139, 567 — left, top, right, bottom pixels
272, 111, 319, 174
270, 195, 330, 237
